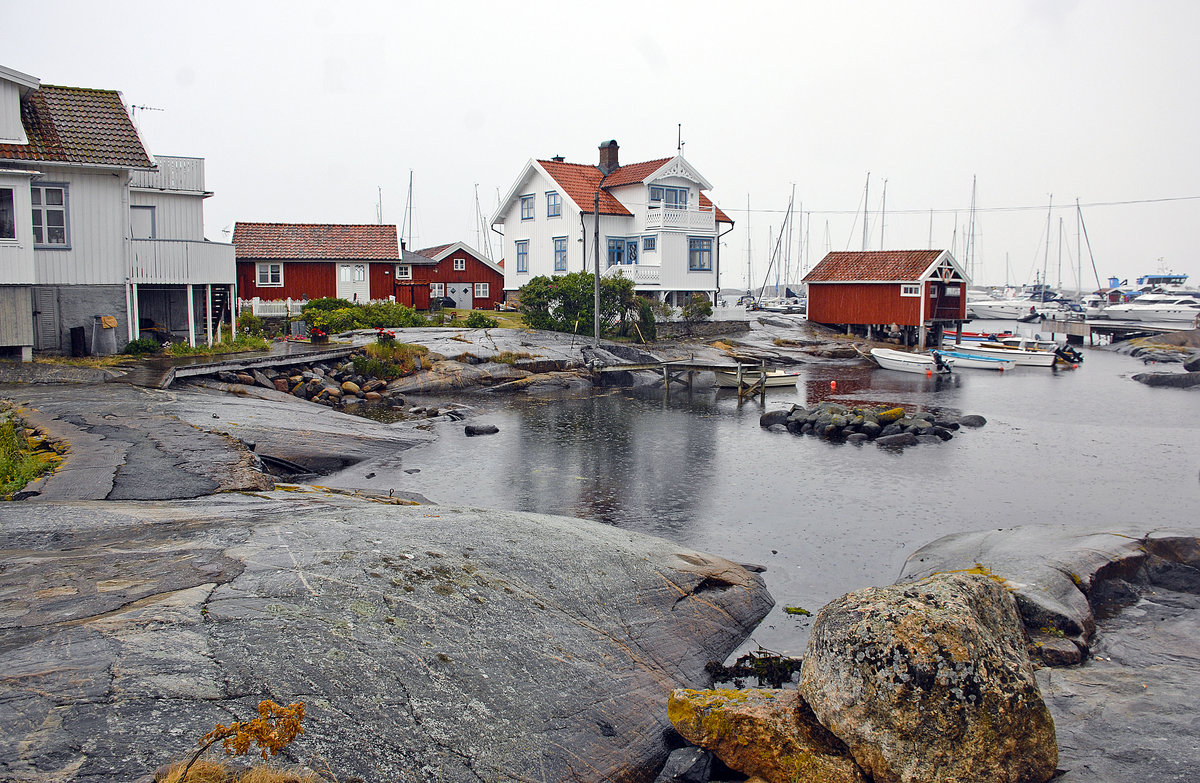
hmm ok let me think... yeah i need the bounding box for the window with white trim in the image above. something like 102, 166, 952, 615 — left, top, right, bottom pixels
515, 240, 529, 272
430, 282, 445, 296
131, 205, 156, 239
553, 236, 567, 271
900, 284, 921, 297
687, 237, 712, 271
0, 188, 15, 240
395, 264, 412, 280
474, 282, 489, 298
257, 262, 283, 287
453, 258, 466, 271
546, 191, 562, 218
650, 185, 688, 209
31, 184, 69, 247
520, 195, 534, 220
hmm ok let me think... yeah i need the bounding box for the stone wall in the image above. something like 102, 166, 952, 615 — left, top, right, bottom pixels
657, 319, 750, 340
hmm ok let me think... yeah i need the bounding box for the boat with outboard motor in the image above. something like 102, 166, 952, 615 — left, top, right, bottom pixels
947, 339, 1070, 367
934, 349, 1016, 371
869, 348, 954, 375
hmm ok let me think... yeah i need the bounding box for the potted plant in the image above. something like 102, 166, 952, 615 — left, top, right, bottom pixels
309, 326, 328, 344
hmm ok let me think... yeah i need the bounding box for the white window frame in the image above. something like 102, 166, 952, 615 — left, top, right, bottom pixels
900, 284, 921, 297
553, 236, 567, 271
430, 282, 445, 297
130, 205, 156, 239
257, 262, 284, 287
453, 258, 466, 271
687, 237, 713, 271
546, 190, 562, 218
474, 282, 489, 298
31, 183, 69, 248
515, 240, 529, 273
395, 264, 412, 280
0, 187, 15, 241
520, 195, 534, 221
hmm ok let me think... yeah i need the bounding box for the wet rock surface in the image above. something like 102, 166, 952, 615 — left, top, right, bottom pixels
0, 492, 773, 783
800, 573, 1057, 783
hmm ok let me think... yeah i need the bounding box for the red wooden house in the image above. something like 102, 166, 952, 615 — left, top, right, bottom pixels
234, 223, 400, 304
802, 250, 968, 348
401, 241, 504, 310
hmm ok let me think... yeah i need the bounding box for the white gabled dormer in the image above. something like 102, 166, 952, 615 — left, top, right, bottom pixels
0, 65, 39, 145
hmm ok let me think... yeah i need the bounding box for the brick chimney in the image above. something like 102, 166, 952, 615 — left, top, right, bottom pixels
598, 139, 619, 175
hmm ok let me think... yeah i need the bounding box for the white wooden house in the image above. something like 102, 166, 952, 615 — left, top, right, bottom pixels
0, 64, 235, 358
490, 140, 733, 306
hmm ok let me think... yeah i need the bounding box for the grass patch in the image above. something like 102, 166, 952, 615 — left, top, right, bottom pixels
1, 409, 60, 498
494, 351, 535, 365
31, 355, 132, 368
169, 336, 271, 357
352, 342, 430, 379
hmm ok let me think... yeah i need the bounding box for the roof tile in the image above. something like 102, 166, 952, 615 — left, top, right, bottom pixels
232, 223, 399, 260
0, 85, 153, 169
803, 250, 946, 283
537, 156, 732, 222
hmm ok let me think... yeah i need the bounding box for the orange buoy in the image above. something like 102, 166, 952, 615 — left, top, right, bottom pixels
830, 380, 837, 390
926, 369, 933, 377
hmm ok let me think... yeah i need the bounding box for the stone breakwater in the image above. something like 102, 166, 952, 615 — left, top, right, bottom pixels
759, 401, 986, 448
212, 357, 415, 410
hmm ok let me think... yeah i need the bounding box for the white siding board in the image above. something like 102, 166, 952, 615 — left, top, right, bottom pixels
131, 191, 204, 240
0, 171, 36, 284
33, 169, 128, 286
0, 80, 27, 144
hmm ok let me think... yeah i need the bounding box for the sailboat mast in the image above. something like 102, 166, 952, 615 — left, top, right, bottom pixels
1043, 194, 1053, 292
745, 194, 752, 293
862, 172, 870, 251
880, 179, 887, 250
1076, 198, 1082, 296
1057, 217, 1064, 290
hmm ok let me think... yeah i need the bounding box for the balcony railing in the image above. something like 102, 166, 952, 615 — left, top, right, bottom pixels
644, 206, 715, 232
604, 263, 661, 286
130, 239, 235, 284
130, 156, 207, 192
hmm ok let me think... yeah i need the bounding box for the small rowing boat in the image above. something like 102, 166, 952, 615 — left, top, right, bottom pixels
936, 349, 1016, 371
714, 369, 801, 388
951, 341, 1057, 366
870, 348, 954, 375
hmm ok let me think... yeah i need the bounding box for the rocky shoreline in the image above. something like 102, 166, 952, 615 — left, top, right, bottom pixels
2, 321, 1199, 782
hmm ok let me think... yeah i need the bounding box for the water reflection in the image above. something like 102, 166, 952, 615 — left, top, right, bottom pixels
326, 349, 1199, 656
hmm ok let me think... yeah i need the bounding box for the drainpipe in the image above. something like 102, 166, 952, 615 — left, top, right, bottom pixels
716, 220, 735, 302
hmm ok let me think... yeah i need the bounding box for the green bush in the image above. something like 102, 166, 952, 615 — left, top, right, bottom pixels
301, 297, 355, 313
304, 307, 362, 335
238, 310, 266, 337
168, 335, 270, 356
681, 292, 713, 322
635, 299, 657, 342
351, 342, 429, 379
358, 301, 428, 328
121, 337, 163, 356
517, 271, 636, 336
464, 311, 499, 329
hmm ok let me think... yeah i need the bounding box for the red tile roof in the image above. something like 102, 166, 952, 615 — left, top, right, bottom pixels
536, 156, 732, 222
537, 160, 631, 216
803, 250, 945, 283
232, 223, 399, 260
414, 243, 453, 259
0, 85, 153, 169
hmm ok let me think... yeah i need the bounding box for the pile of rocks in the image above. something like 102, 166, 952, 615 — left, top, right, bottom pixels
667, 572, 1059, 783
213, 358, 409, 410
759, 401, 986, 447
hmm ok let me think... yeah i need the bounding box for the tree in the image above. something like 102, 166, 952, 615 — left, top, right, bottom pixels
517, 272, 637, 336
681, 292, 713, 323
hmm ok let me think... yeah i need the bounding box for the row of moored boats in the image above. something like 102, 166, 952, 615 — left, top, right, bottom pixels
967, 273, 1200, 324
869, 332, 1083, 375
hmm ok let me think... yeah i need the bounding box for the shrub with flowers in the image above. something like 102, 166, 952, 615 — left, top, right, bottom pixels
308, 327, 327, 341
375, 328, 396, 344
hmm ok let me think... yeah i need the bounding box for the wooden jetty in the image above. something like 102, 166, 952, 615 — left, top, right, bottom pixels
1026, 317, 1193, 345
592, 357, 777, 402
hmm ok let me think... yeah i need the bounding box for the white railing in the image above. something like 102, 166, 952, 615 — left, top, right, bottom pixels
130, 239, 235, 284
130, 156, 207, 192
603, 263, 661, 286
240, 297, 299, 317
644, 206, 715, 231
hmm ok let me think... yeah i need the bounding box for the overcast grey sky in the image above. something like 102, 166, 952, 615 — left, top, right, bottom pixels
5, 0, 1198, 289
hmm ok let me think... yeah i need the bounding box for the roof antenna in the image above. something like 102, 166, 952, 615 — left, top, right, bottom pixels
677, 123, 684, 155
130, 105, 164, 119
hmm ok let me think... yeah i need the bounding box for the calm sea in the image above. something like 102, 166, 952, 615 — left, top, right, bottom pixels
326, 334, 1199, 656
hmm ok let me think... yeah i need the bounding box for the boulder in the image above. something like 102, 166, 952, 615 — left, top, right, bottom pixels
272, 378, 290, 393
1131, 371, 1200, 388
1185, 354, 1200, 372
464, 423, 500, 436
235, 373, 255, 386
875, 432, 918, 449
876, 407, 906, 425
668, 688, 867, 783
251, 369, 275, 390
958, 414, 987, 427
341, 380, 362, 395
653, 746, 713, 783
760, 410, 790, 429
800, 573, 1058, 783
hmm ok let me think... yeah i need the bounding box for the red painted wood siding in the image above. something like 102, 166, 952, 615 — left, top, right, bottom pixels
807, 282, 965, 326
237, 261, 336, 301
408, 251, 504, 308
394, 283, 431, 309
369, 263, 393, 300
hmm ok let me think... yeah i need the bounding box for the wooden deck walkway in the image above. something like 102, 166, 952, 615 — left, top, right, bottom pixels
1029, 317, 1194, 345
593, 357, 775, 401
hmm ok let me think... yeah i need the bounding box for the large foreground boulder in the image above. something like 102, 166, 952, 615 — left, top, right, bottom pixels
799, 572, 1057, 783
668, 688, 866, 783
0, 492, 772, 782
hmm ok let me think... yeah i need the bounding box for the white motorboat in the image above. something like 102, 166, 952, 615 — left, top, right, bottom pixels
870, 348, 953, 375
714, 368, 801, 388
1127, 295, 1200, 323
952, 341, 1058, 367
935, 349, 1016, 371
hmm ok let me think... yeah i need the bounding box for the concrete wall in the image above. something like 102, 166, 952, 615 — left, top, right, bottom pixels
34, 284, 128, 355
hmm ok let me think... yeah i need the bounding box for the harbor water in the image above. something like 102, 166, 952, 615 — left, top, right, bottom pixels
325, 335, 1199, 656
